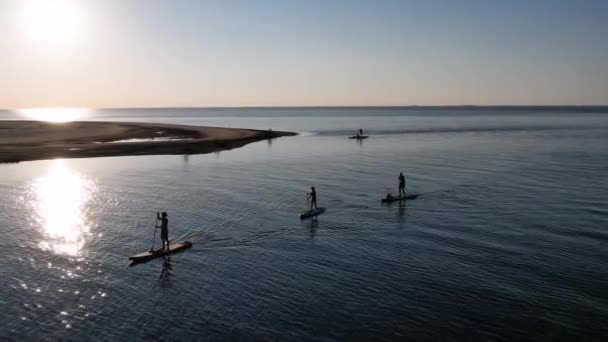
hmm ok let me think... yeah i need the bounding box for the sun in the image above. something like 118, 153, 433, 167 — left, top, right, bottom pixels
21, 0, 84, 45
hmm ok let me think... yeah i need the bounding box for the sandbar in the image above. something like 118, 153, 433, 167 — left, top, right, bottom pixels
0, 121, 296, 163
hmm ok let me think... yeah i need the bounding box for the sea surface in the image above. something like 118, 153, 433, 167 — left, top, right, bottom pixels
1, 107, 608, 341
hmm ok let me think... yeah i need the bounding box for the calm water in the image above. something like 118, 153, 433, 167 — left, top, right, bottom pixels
1, 108, 608, 341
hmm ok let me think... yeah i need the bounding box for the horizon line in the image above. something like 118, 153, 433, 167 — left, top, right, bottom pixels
2, 104, 608, 111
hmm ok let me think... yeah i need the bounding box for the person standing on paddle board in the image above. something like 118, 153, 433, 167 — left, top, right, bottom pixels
308, 186, 318, 211
355, 128, 363, 138
398, 172, 406, 197
157, 212, 169, 251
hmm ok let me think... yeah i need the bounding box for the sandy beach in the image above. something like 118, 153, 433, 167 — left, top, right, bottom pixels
0, 121, 296, 163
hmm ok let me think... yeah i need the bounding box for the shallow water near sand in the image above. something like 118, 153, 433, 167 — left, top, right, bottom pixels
1, 108, 608, 341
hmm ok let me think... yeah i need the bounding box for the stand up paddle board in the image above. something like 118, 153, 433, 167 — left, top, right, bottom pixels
300, 207, 326, 219
129, 241, 193, 264
349, 135, 369, 139
381, 194, 419, 203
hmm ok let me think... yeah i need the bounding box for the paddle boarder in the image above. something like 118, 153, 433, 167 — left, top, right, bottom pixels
308, 186, 318, 211
398, 172, 406, 197
157, 211, 169, 251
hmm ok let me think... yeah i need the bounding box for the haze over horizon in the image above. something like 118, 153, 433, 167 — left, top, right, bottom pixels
1, 0, 607, 109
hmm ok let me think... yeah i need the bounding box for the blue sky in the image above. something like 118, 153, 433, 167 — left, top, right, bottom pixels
1, 0, 607, 108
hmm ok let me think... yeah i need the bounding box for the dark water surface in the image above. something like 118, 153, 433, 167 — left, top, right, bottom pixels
1, 108, 608, 341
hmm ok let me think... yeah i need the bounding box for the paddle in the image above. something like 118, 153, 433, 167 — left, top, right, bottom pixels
305, 192, 310, 212
150, 213, 160, 252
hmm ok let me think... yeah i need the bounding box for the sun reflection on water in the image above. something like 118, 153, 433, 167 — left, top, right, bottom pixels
30, 160, 94, 256
19, 108, 88, 122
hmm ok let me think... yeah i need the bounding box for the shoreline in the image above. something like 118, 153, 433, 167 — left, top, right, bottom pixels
0, 121, 296, 164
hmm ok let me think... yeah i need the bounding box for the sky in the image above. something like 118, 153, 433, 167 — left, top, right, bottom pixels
0, 0, 607, 109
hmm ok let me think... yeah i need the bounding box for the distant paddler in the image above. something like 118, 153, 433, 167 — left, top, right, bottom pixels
308, 186, 318, 211
301, 186, 326, 219
382, 173, 419, 203
398, 172, 406, 197
157, 211, 170, 251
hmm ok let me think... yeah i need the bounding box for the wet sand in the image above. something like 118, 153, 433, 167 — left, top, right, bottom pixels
0, 121, 296, 163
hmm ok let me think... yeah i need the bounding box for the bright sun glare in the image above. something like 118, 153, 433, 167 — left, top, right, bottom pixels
30, 160, 94, 256
19, 108, 88, 122
21, 0, 84, 45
